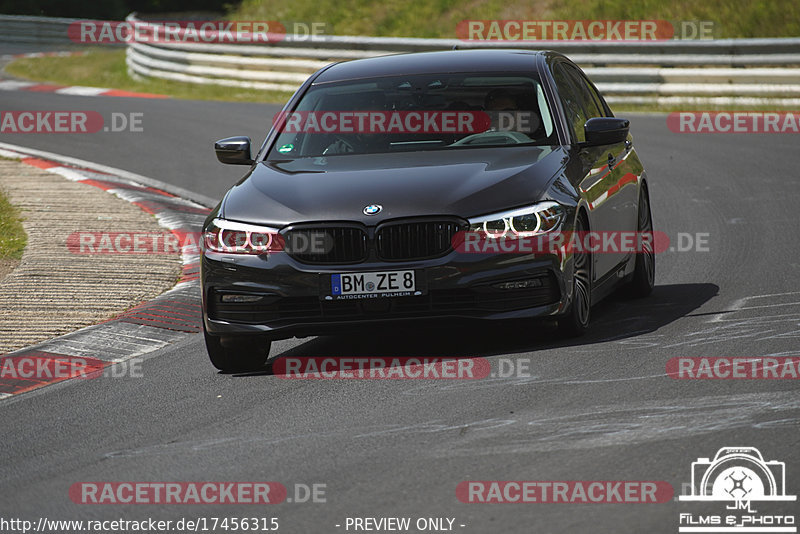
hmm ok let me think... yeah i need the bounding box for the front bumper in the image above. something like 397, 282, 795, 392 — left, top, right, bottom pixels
201, 248, 571, 340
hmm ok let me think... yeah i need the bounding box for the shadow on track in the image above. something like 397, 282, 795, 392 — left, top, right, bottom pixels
233, 282, 718, 376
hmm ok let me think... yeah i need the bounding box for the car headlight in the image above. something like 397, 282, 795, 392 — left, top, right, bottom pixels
468, 201, 564, 238
203, 218, 283, 254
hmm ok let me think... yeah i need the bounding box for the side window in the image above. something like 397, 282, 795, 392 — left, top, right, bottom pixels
582, 75, 610, 117
563, 64, 606, 119
552, 64, 589, 143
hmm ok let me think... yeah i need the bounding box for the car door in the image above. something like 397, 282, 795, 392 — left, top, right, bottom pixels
553, 61, 636, 282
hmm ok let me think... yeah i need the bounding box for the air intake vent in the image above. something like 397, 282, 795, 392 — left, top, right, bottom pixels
376, 220, 464, 261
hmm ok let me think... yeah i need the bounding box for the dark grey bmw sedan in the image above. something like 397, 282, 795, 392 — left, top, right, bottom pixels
201, 49, 654, 372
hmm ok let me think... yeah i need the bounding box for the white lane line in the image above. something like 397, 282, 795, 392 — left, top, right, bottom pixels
735, 302, 800, 311
180, 251, 200, 265
709, 291, 800, 323
112, 189, 206, 210
55, 86, 108, 96
708, 295, 748, 323
0, 80, 36, 90
0, 141, 217, 208
161, 280, 198, 293
34, 323, 187, 363
0, 148, 23, 158
45, 166, 90, 182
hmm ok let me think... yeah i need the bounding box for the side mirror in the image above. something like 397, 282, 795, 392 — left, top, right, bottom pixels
583, 117, 630, 146
214, 136, 253, 165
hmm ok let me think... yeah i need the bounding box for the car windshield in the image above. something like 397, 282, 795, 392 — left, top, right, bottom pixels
267, 73, 557, 159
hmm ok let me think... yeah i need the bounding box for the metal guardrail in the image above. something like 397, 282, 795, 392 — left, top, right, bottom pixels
0, 13, 125, 49
2, 14, 800, 105
0, 14, 78, 45
122, 15, 800, 106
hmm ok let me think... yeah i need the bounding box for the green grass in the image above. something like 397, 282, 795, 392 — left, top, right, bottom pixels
0, 187, 26, 261
551, 0, 800, 39
230, 0, 800, 38
229, 0, 514, 38
6, 1, 798, 111
5, 49, 295, 104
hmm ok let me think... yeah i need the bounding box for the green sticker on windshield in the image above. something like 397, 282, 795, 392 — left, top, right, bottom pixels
278, 143, 294, 153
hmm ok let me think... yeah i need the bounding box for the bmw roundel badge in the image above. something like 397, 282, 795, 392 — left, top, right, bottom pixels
363, 204, 382, 215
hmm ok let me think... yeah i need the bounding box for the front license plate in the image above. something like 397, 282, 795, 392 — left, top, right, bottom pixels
327, 270, 417, 300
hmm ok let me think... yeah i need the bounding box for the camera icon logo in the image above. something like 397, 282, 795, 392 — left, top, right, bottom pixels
679, 447, 796, 502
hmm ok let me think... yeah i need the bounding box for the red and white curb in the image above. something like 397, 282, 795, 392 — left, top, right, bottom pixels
0, 143, 212, 399
0, 50, 166, 98
1, 50, 167, 98
0, 78, 168, 98
0, 51, 88, 60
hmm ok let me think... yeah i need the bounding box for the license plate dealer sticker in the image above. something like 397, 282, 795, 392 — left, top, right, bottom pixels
327, 270, 417, 300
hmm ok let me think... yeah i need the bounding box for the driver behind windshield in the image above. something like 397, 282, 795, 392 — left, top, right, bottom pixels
269, 75, 554, 158
485, 89, 521, 111
483, 88, 542, 136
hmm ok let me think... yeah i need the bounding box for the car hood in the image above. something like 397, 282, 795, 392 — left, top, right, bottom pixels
219, 146, 566, 227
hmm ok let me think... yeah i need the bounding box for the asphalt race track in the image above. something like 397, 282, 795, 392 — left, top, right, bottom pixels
1, 83, 799, 532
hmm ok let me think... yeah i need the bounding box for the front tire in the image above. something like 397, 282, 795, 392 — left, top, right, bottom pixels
558, 214, 592, 337
204, 325, 271, 372
628, 187, 655, 298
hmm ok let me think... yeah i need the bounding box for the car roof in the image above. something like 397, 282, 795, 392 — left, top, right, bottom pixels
312, 49, 551, 84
